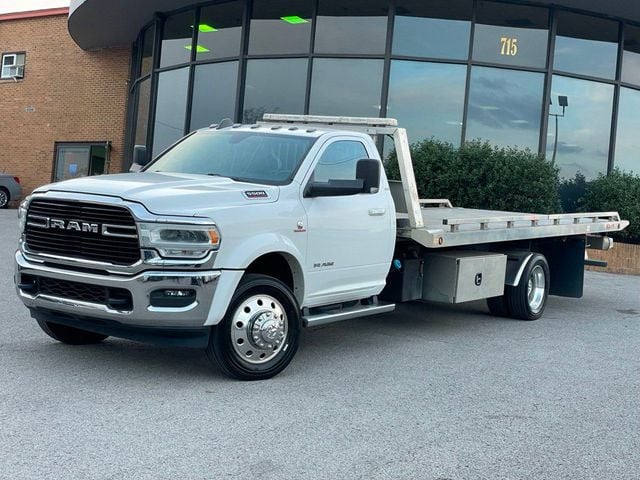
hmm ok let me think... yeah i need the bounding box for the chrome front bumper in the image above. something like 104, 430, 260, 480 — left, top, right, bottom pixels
15, 250, 220, 328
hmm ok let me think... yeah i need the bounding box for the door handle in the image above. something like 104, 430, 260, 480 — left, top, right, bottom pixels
368, 208, 386, 216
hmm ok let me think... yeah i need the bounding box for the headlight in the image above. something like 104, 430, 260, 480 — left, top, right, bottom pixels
139, 222, 220, 259
17, 195, 31, 232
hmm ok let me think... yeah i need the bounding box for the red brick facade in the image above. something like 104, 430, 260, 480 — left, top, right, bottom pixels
0, 11, 131, 197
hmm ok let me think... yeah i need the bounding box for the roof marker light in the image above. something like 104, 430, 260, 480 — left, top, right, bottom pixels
280, 15, 308, 24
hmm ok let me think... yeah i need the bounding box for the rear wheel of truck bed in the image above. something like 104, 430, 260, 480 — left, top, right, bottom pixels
36, 318, 109, 345
206, 274, 301, 380
504, 254, 550, 321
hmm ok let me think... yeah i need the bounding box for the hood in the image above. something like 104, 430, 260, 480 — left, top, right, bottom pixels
35, 172, 280, 216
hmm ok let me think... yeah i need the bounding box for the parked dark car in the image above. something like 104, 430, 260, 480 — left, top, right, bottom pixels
0, 174, 22, 208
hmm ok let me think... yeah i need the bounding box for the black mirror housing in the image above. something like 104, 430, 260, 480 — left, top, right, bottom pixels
130, 145, 148, 172
305, 179, 364, 198
356, 159, 380, 193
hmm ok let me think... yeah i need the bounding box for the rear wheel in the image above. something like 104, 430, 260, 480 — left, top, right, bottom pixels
504, 254, 550, 321
36, 318, 109, 345
0, 187, 9, 209
206, 274, 301, 380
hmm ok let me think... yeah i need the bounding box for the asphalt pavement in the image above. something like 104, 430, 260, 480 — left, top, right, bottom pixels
1, 209, 639, 479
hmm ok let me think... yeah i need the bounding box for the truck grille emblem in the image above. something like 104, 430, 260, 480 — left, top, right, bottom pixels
29, 216, 100, 234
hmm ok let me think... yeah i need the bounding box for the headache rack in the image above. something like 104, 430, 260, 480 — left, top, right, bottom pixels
262, 114, 629, 249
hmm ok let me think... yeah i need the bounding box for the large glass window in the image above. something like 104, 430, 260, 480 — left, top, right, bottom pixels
466, 66, 544, 151
554, 12, 619, 80
152, 67, 190, 157
309, 59, 383, 117
140, 26, 154, 76
387, 61, 466, 146
614, 87, 640, 173
473, 2, 548, 68
248, 0, 313, 55
622, 25, 640, 85
546, 75, 614, 179
393, 0, 472, 60
314, 0, 388, 55
190, 61, 239, 130
243, 59, 308, 123
133, 78, 151, 148
159, 11, 195, 68
196, 2, 244, 60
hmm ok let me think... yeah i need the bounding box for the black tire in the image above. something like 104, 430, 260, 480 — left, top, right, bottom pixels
206, 274, 301, 380
36, 318, 109, 345
504, 254, 550, 321
0, 187, 9, 209
487, 295, 510, 317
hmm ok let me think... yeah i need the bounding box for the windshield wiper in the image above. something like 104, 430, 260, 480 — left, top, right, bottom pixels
207, 173, 240, 181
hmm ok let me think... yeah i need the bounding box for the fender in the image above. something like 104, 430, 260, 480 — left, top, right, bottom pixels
205, 233, 307, 326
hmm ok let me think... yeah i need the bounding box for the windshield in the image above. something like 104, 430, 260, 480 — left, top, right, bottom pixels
146, 130, 316, 185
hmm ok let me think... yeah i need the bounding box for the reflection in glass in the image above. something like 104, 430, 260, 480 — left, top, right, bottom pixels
622, 25, 640, 85
554, 12, 618, 79
387, 61, 466, 147
134, 78, 151, 147
140, 26, 154, 76
393, 0, 471, 60
160, 11, 195, 67
190, 61, 239, 130
248, 0, 313, 55
466, 66, 544, 151
614, 87, 640, 173
545, 75, 613, 179
309, 59, 383, 117
473, 2, 548, 68
196, 2, 243, 60
243, 59, 307, 123
152, 68, 189, 157
314, 0, 388, 54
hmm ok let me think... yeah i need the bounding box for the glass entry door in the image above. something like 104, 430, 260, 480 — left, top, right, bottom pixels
54, 143, 109, 182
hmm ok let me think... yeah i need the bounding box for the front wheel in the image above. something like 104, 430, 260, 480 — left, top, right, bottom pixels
206, 274, 301, 380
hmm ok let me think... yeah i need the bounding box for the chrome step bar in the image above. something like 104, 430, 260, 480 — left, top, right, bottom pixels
303, 303, 395, 327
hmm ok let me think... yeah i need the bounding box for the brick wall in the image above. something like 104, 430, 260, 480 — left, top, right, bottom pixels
0, 13, 131, 197
586, 242, 640, 276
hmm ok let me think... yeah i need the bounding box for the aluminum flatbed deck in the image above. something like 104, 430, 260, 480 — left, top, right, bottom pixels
396, 207, 629, 248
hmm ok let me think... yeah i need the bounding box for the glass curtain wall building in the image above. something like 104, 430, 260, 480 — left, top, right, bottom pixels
128, 0, 640, 179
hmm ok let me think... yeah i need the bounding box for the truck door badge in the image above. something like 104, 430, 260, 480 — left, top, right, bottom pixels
294, 221, 306, 233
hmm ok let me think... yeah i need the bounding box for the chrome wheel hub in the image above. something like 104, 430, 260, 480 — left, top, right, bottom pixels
231, 295, 287, 364
527, 265, 546, 314
0, 191, 7, 207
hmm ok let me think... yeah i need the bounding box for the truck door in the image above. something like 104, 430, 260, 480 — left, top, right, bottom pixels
301, 138, 395, 306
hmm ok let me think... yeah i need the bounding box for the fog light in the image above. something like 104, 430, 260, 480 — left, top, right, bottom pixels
150, 289, 196, 308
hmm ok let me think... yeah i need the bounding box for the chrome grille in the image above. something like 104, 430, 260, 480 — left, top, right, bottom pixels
25, 199, 141, 265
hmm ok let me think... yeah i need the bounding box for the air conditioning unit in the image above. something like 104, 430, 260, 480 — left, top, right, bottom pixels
9, 65, 24, 79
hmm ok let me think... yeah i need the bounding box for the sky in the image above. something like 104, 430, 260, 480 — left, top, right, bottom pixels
0, 0, 69, 15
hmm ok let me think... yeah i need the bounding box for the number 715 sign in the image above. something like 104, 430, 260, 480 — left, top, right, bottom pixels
500, 36, 518, 56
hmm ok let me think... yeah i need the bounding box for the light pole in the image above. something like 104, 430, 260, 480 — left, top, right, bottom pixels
550, 95, 569, 165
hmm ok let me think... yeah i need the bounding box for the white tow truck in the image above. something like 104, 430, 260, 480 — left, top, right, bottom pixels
15, 114, 629, 380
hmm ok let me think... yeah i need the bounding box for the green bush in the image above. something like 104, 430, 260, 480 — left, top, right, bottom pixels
579, 170, 640, 244
386, 139, 561, 214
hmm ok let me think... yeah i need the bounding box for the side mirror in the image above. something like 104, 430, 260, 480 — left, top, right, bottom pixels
305, 179, 364, 198
356, 159, 380, 193
129, 145, 148, 172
